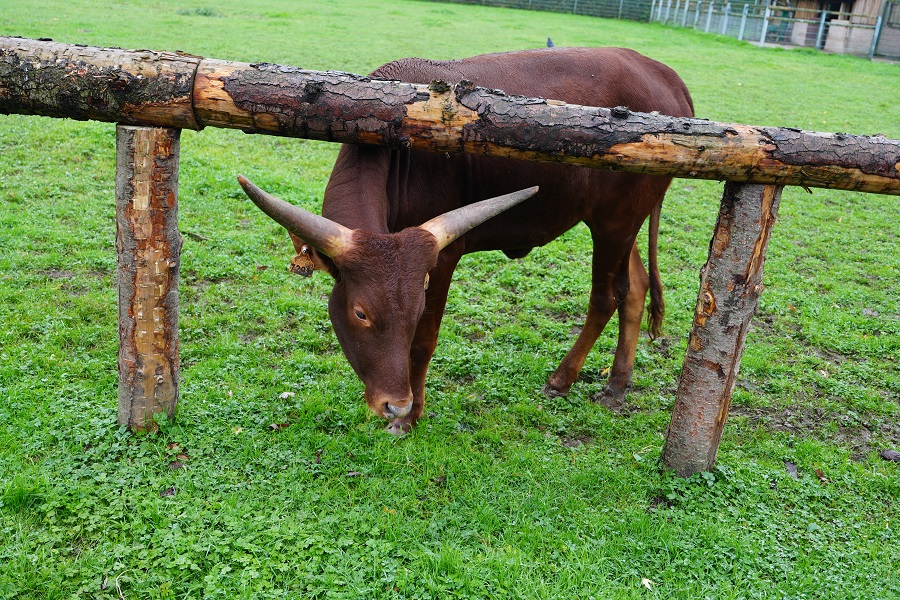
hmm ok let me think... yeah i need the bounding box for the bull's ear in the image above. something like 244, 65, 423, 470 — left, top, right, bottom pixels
287, 232, 338, 278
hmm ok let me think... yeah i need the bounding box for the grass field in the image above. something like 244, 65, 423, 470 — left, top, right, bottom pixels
1, 0, 899, 598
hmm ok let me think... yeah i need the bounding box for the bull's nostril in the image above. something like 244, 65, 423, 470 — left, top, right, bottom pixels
384, 403, 410, 418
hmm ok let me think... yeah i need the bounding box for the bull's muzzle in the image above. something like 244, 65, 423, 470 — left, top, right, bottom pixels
365, 390, 413, 420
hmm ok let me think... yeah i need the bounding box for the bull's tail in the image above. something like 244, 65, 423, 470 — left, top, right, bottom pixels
647, 198, 664, 340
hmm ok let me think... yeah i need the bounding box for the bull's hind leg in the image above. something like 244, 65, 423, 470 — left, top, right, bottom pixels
594, 245, 649, 409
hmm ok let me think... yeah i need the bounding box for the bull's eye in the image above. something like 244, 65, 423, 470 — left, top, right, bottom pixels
354, 308, 368, 322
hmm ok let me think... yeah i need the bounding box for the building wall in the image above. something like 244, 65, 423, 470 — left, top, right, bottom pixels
852, 0, 884, 21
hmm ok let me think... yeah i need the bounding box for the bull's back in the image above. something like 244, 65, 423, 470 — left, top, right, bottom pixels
371, 47, 693, 119
344, 48, 693, 252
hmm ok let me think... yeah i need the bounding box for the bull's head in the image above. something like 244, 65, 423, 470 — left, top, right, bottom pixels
237, 175, 537, 426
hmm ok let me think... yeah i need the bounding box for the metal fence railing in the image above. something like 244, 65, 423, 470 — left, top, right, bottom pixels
875, 1, 900, 59
424, 0, 900, 61
649, 0, 900, 60
420, 0, 656, 22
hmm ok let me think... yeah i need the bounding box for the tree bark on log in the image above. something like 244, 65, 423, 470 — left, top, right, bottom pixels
660, 183, 783, 477
116, 125, 181, 431
0, 38, 200, 128
2, 37, 898, 196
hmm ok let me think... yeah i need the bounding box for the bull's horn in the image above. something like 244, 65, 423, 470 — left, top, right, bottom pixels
419, 186, 539, 250
237, 175, 353, 258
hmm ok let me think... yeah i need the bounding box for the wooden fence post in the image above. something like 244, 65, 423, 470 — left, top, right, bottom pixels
660, 182, 783, 476
115, 125, 182, 431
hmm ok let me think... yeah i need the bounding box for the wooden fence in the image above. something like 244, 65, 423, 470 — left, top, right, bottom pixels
2, 36, 898, 476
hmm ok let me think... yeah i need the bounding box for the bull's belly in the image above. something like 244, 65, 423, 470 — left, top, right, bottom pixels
465, 218, 582, 256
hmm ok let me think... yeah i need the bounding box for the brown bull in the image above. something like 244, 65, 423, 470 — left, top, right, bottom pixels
239, 47, 694, 434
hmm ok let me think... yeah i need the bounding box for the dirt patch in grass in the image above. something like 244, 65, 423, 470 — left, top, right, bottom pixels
38, 268, 108, 296
182, 270, 237, 288
648, 334, 677, 360
558, 433, 594, 448
238, 330, 260, 344
541, 308, 571, 324
45, 269, 75, 280
40, 268, 108, 280
730, 405, 900, 458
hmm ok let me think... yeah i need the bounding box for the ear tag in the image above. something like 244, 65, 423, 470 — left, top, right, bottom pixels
289, 245, 315, 277
424, 272, 430, 290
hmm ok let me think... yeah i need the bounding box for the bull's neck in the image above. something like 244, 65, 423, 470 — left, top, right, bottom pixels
323, 147, 469, 235
322, 146, 393, 233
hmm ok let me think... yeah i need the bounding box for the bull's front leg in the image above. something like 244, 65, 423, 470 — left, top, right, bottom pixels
543, 241, 636, 399
386, 254, 459, 435
543, 274, 618, 397
389, 332, 438, 435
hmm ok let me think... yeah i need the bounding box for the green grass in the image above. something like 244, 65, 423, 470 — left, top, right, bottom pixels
1, 0, 899, 597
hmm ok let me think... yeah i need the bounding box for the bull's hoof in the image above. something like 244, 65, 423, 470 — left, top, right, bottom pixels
541, 382, 571, 398
386, 418, 413, 436
592, 387, 626, 412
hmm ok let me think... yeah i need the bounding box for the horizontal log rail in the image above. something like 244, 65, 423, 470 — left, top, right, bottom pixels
1, 36, 898, 195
